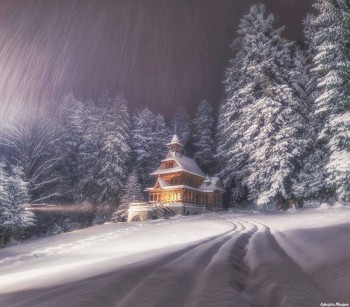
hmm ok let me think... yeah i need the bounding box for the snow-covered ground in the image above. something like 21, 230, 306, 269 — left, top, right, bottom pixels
1, 207, 350, 307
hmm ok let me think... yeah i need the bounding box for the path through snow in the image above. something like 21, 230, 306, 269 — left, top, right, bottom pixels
0, 208, 349, 307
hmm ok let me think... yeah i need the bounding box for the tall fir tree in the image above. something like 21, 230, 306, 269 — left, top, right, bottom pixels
153, 114, 171, 164
59, 93, 85, 201
0, 119, 66, 203
291, 14, 330, 202
113, 169, 144, 222
193, 100, 216, 174
131, 109, 170, 188
131, 108, 157, 187
0, 160, 34, 241
94, 93, 131, 203
217, 38, 247, 204
312, 0, 350, 202
218, 4, 307, 208
78, 99, 104, 202
171, 107, 191, 148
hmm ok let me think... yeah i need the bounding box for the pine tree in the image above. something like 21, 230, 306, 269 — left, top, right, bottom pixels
112, 169, 144, 222
216, 39, 248, 205
193, 100, 216, 174
222, 38, 246, 100
244, 85, 307, 208
0, 119, 66, 203
94, 93, 131, 203
218, 4, 307, 208
291, 14, 330, 203
0, 160, 34, 241
171, 107, 191, 147
312, 0, 350, 202
131, 108, 157, 187
153, 114, 171, 165
78, 99, 104, 202
59, 93, 85, 201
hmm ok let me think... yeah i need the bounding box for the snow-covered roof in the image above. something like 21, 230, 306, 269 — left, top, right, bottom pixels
166, 134, 183, 147
145, 177, 171, 191
199, 176, 226, 192
150, 167, 183, 176
153, 177, 169, 189
151, 151, 206, 178
203, 175, 211, 185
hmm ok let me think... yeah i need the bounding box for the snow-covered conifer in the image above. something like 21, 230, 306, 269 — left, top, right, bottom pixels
218, 4, 307, 208
153, 114, 171, 165
59, 93, 85, 201
131, 110, 171, 188
0, 160, 34, 241
193, 100, 216, 173
113, 169, 144, 222
291, 14, 330, 202
0, 119, 66, 203
94, 93, 131, 203
78, 99, 103, 201
131, 108, 157, 187
311, 0, 350, 201
216, 39, 248, 205
171, 107, 191, 147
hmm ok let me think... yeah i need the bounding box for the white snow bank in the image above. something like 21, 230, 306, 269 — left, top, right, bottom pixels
0, 215, 233, 294
243, 207, 350, 303
0, 208, 349, 307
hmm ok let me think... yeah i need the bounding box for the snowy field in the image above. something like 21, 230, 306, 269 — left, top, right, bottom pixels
0, 207, 350, 307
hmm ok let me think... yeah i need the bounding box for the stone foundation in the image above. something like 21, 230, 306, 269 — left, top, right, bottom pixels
127, 202, 207, 222
127, 203, 156, 222
180, 204, 207, 216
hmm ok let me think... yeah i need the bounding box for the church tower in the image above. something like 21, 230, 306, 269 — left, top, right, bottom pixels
166, 134, 184, 154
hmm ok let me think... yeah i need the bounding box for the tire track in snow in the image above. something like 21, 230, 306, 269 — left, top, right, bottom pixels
113, 218, 255, 307
115, 228, 239, 307
183, 219, 258, 307
1, 216, 335, 307
241, 219, 331, 307
0, 222, 238, 307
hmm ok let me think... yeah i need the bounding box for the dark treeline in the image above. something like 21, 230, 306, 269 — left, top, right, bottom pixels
1, 0, 350, 243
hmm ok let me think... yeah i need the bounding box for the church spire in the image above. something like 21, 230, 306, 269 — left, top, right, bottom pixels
167, 134, 184, 153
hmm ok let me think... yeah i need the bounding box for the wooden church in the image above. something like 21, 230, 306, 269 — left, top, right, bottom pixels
127, 135, 225, 222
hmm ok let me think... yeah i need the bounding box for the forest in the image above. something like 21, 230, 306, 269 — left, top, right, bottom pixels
1, 0, 350, 243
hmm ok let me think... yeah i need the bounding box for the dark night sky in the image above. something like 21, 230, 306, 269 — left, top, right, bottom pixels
0, 0, 313, 121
